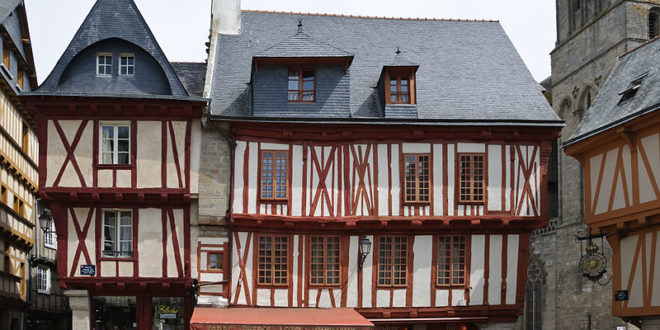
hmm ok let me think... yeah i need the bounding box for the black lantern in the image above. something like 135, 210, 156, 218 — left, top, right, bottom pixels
39, 209, 53, 234
576, 228, 607, 282
358, 236, 372, 269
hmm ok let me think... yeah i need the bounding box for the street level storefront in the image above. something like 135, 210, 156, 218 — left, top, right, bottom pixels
190, 308, 374, 330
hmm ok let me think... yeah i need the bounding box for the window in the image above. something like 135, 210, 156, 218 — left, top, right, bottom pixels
37, 267, 50, 294
44, 219, 57, 249
257, 235, 289, 285
310, 236, 340, 286
619, 72, 648, 104
287, 68, 314, 102
97, 53, 112, 76
102, 210, 132, 258
377, 236, 408, 287
208, 253, 223, 271
403, 154, 430, 203
458, 153, 485, 203
260, 151, 288, 200
17, 69, 23, 90
119, 54, 135, 75
3, 43, 9, 68
385, 68, 415, 105
437, 235, 467, 286
524, 260, 543, 330
650, 10, 659, 39
100, 124, 130, 165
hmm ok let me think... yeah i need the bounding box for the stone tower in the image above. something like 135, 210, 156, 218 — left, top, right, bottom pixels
520, 1, 660, 329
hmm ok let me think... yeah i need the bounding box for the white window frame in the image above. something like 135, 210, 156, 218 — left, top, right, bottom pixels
37, 267, 50, 294
102, 209, 133, 258
96, 52, 112, 76
99, 122, 131, 165
44, 220, 57, 249
119, 53, 135, 76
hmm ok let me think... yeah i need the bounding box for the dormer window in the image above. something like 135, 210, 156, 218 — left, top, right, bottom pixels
97, 53, 112, 76
618, 72, 648, 104
385, 68, 416, 105
288, 68, 315, 102
2, 43, 10, 69
119, 53, 135, 76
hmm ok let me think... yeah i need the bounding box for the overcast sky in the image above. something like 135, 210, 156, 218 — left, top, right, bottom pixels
25, 0, 556, 84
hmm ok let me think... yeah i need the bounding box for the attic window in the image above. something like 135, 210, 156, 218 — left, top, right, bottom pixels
288, 68, 315, 102
97, 53, 112, 76
386, 68, 416, 105
119, 54, 135, 76
618, 73, 648, 104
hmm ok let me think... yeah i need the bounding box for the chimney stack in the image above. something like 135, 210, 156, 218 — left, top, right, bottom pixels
212, 0, 241, 35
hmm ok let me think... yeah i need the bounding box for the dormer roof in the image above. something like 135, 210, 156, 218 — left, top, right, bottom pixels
32, 0, 189, 99
254, 21, 354, 60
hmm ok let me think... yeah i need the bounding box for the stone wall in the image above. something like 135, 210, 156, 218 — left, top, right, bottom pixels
198, 122, 231, 225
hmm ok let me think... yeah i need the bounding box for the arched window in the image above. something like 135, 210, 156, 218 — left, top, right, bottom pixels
649, 9, 660, 39
524, 259, 543, 330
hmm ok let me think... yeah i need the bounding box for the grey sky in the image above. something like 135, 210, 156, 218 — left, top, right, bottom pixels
25, 0, 556, 84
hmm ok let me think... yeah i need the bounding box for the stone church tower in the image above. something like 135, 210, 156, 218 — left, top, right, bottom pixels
520, 0, 660, 329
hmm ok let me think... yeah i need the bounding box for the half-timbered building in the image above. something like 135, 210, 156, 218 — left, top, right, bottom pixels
196, 7, 563, 329
564, 37, 660, 328
23, 0, 205, 329
0, 1, 39, 328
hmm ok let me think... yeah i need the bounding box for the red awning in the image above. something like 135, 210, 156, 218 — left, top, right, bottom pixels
191, 307, 374, 330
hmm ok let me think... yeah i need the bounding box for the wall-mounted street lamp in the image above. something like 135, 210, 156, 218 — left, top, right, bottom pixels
358, 236, 372, 269
576, 228, 607, 282
38, 209, 54, 235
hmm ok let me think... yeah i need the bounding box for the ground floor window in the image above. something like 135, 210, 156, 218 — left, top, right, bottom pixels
152, 297, 185, 330
92, 296, 136, 330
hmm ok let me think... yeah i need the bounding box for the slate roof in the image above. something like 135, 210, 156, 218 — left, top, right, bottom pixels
208, 11, 561, 125
31, 0, 189, 99
172, 62, 206, 97
0, 0, 20, 22
255, 23, 353, 59
565, 37, 660, 145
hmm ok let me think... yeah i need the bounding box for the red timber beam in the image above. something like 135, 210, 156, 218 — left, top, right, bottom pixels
231, 122, 561, 144
230, 214, 547, 232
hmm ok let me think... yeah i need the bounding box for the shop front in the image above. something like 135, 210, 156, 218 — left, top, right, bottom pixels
90, 292, 193, 330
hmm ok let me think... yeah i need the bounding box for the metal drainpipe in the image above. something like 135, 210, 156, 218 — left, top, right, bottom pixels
209, 119, 235, 297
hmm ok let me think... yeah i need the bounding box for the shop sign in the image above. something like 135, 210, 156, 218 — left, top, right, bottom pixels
158, 305, 179, 319
614, 290, 628, 301
80, 264, 95, 276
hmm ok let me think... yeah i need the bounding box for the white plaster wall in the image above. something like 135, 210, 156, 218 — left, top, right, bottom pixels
118, 261, 132, 277
376, 289, 390, 308
274, 289, 288, 307
164, 209, 185, 278
452, 289, 465, 306
391, 144, 400, 216
433, 144, 443, 216
292, 234, 299, 307
68, 208, 95, 277
190, 119, 201, 194
392, 289, 406, 307
447, 144, 455, 215
402, 143, 430, 153
619, 234, 637, 297
137, 121, 162, 188
73, 122, 93, 186
347, 236, 359, 307
377, 144, 389, 216
412, 235, 432, 307
257, 288, 269, 306
595, 148, 618, 214
457, 143, 485, 153
247, 142, 258, 214
100, 261, 115, 277
233, 141, 246, 213
97, 169, 112, 188
291, 145, 303, 216
166, 121, 187, 189
653, 230, 660, 306
116, 170, 131, 188
138, 208, 163, 278
436, 289, 449, 307
470, 234, 485, 305
488, 145, 502, 211
488, 234, 503, 305
506, 235, 519, 304
639, 134, 660, 204
45, 121, 68, 187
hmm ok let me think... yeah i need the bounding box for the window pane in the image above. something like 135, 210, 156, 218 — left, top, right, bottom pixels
128, 67, 134, 75
302, 70, 313, 79
102, 152, 113, 164
118, 126, 129, 139
288, 70, 298, 79
288, 91, 299, 101
118, 153, 129, 165
302, 80, 314, 91
288, 80, 299, 90
118, 140, 129, 152
102, 126, 114, 139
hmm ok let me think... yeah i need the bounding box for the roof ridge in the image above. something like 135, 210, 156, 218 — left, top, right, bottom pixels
619, 35, 660, 58
241, 9, 498, 23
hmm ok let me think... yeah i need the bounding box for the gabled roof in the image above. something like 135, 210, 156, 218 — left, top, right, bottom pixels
565, 37, 660, 146
255, 21, 353, 59
32, 0, 188, 98
208, 11, 561, 125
